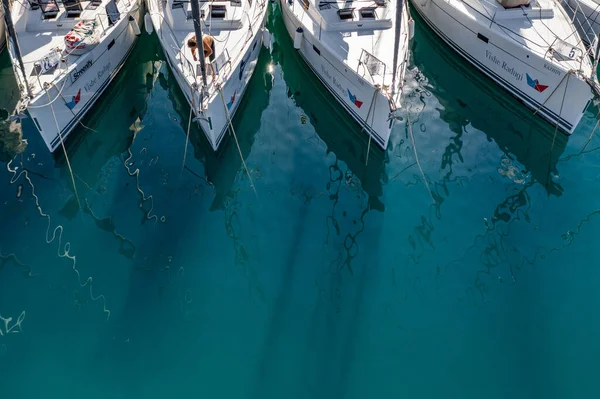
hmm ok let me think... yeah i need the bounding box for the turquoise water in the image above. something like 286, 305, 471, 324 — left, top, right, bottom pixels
1, 4, 600, 397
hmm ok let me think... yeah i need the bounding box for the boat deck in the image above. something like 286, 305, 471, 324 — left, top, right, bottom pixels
287, 0, 406, 88
460, 0, 591, 73
157, 0, 264, 92
10, 0, 136, 99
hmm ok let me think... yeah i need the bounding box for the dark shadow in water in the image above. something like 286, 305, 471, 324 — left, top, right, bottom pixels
411, 11, 567, 198
271, 4, 387, 212
55, 35, 162, 188
250, 7, 383, 396
160, 45, 272, 212
406, 14, 573, 295
83, 36, 277, 387
51, 35, 164, 258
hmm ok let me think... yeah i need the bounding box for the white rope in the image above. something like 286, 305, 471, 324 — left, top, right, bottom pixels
405, 103, 434, 203
181, 85, 195, 178
25, 28, 87, 109
532, 70, 574, 116
46, 90, 81, 209
26, 75, 70, 108
217, 85, 258, 200
364, 86, 379, 166
547, 72, 571, 177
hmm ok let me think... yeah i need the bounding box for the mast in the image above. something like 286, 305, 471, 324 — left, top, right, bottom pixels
190, 0, 208, 87
390, 0, 403, 99
2, 0, 32, 97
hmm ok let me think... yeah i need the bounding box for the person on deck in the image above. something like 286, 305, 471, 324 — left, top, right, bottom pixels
187, 35, 216, 79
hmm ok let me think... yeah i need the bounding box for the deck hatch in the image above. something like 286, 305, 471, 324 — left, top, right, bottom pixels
210, 4, 226, 18
338, 8, 355, 20
359, 7, 376, 19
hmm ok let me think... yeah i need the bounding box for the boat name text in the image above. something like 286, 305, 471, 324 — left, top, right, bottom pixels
83, 62, 112, 93
321, 64, 345, 95
71, 59, 94, 83
485, 50, 523, 82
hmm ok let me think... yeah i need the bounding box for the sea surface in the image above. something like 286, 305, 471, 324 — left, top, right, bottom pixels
1, 4, 599, 398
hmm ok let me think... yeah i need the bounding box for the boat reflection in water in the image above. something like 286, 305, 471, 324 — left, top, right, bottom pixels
270, 8, 387, 212
163, 46, 273, 211
411, 12, 567, 197
49, 34, 162, 235
0, 50, 26, 160
58, 34, 163, 191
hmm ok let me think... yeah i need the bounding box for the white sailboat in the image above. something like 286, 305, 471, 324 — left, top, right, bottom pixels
410, 0, 600, 134
146, 0, 270, 151
279, 0, 412, 150
2, 0, 144, 152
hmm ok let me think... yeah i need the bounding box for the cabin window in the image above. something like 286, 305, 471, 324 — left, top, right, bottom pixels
374, 0, 386, 6
337, 8, 354, 20
210, 4, 226, 18
231, 0, 241, 6
359, 7, 376, 19
106, 0, 120, 25
301, 0, 309, 10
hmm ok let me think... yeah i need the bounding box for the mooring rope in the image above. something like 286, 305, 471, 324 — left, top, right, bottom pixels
217, 85, 258, 200
363, 86, 379, 166
532, 70, 574, 117
405, 101, 434, 203
181, 84, 195, 178
45, 91, 81, 210
547, 72, 571, 177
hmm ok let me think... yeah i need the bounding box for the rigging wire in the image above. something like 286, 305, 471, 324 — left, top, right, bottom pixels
46, 90, 81, 209
218, 85, 258, 200
547, 71, 570, 177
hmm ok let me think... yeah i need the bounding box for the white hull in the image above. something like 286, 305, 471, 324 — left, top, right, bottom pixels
7, 0, 143, 152
148, 0, 269, 151
279, 0, 411, 150
411, 0, 596, 133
